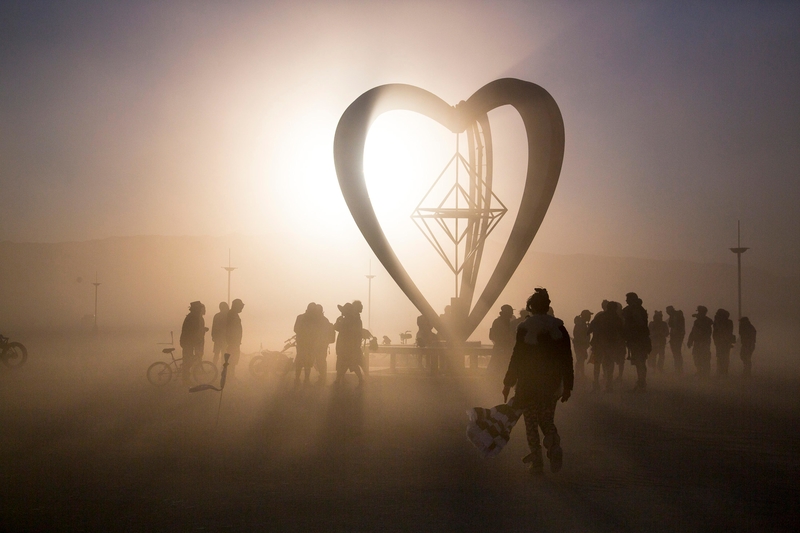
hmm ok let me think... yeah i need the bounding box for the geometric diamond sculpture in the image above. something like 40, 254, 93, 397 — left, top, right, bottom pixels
411, 142, 507, 279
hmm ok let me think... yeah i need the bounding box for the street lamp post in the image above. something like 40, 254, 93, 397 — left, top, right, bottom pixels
729, 220, 749, 322
365, 261, 376, 331
92, 272, 101, 335
222, 249, 237, 306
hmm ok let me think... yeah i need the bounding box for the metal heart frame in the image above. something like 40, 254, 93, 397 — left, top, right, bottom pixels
333, 78, 565, 342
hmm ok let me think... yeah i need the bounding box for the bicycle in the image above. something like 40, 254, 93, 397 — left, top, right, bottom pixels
0, 335, 28, 369
248, 335, 296, 380
147, 344, 218, 387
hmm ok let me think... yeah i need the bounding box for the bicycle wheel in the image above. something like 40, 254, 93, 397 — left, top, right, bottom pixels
147, 361, 172, 386
191, 361, 218, 385
249, 355, 268, 379
1, 342, 28, 369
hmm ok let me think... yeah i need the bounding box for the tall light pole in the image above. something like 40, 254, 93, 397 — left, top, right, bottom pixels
222, 249, 237, 306
92, 272, 101, 335
729, 220, 749, 321
365, 260, 376, 331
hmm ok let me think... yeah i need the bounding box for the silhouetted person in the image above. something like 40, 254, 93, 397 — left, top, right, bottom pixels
415, 313, 436, 369
712, 308, 735, 377
609, 301, 627, 381
415, 314, 435, 348
487, 305, 515, 376
622, 293, 651, 391
738, 317, 757, 378
179, 301, 204, 384
502, 288, 573, 475
294, 303, 318, 386
211, 302, 229, 366
572, 310, 593, 383
511, 308, 530, 333
198, 303, 208, 360
352, 300, 368, 373
665, 306, 685, 374
437, 304, 456, 372
333, 302, 364, 387
687, 305, 713, 378
648, 310, 669, 372
226, 299, 245, 380
588, 301, 625, 392
310, 304, 335, 386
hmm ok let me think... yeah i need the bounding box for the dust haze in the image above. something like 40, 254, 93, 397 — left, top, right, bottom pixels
2, 1, 800, 531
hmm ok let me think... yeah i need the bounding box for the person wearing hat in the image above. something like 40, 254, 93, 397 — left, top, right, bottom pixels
572, 310, 593, 383
333, 302, 364, 387
687, 305, 713, 378
712, 308, 735, 377
665, 306, 686, 374
487, 304, 516, 377
225, 298, 245, 380
648, 311, 670, 372
502, 288, 573, 474
180, 301, 204, 384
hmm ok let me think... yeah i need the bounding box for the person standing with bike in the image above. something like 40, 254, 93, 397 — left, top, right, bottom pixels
180, 301, 204, 384
226, 299, 245, 380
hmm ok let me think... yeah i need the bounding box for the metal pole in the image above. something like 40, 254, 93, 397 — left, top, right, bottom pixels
366, 260, 376, 331
92, 272, 100, 335
222, 248, 237, 307
729, 220, 749, 322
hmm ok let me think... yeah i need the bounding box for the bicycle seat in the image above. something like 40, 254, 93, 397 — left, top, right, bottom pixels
162, 348, 176, 354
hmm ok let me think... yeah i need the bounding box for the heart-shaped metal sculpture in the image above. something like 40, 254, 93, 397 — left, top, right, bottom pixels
334, 78, 564, 342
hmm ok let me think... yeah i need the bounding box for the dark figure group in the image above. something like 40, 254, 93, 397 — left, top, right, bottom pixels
179, 298, 245, 384
566, 298, 757, 391
293, 303, 335, 386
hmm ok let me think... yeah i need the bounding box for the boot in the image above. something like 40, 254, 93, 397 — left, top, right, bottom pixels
544, 433, 563, 473
522, 449, 544, 475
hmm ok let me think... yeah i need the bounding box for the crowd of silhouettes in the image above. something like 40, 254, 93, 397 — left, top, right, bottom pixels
177, 289, 757, 391
562, 298, 756, 392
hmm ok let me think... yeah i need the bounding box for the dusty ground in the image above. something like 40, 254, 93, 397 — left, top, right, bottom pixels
1, 333, 798, 532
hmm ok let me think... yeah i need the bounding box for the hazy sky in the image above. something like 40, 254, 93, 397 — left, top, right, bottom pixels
1, 0, 799, 279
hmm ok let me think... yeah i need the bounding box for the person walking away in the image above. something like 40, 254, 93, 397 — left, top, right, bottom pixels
487, 305, 515, 377
502, 288, 573, 475
738, 317, 757, 378
687, 305, 713, 378
712, 308, 735, 377
179, 301, 204, 384
572, 310, 593, 383
294, 303, 317, 386
649, 311, 670, 372
665, 306, 686, 374
622, 293, 651, 392
333, 302, 364, 387
211, 302, 228, 366
225, 299, 245, 380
